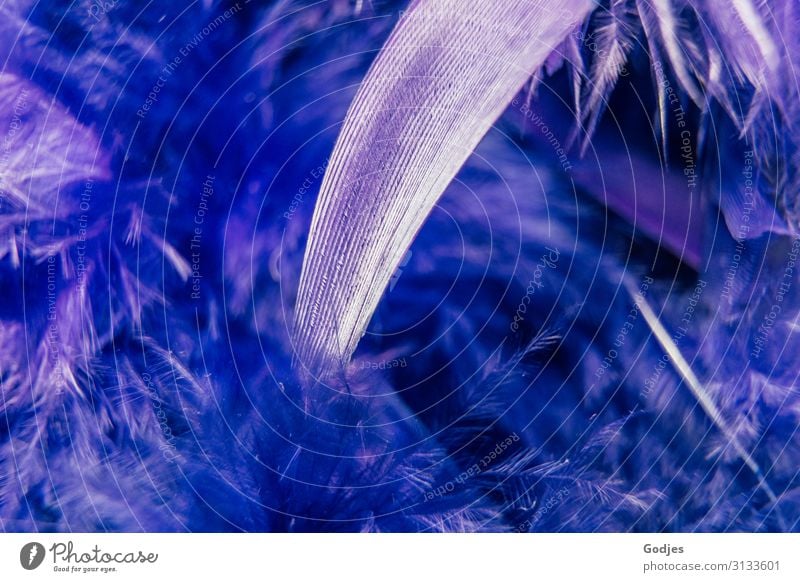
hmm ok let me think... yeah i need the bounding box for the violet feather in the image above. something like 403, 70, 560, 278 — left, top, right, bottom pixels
0, 0, 798, 535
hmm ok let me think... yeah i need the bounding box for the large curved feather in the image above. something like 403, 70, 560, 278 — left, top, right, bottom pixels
293, 0, 594, 376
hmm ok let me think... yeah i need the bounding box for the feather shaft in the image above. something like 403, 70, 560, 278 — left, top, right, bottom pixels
625, 277, 784, 521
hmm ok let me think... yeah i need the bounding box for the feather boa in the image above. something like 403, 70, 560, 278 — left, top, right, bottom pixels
0, 0, 798, 532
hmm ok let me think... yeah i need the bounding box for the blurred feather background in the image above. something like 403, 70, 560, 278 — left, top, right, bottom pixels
0, 0, 798, 532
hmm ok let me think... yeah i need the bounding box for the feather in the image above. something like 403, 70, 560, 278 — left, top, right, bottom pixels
1, 0, 799, 534
624, 275, 784, 525
293, 0, 595, 377
642, 0, 704, 106
729, 0, 779, 71
580, 0, 641, 140
0, 73, 110, 215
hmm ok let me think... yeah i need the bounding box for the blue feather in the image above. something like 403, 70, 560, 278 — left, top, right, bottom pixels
0, 0, 798, 533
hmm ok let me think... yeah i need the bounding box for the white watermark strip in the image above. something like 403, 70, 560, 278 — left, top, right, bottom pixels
1, 533, 798, 580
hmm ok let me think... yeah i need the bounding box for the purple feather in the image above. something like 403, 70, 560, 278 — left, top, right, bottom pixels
0, 0, 798, 534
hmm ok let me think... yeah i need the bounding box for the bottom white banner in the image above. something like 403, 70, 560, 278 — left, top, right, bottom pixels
1, 533, 797, 581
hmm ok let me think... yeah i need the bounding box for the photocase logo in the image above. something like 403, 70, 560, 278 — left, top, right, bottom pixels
20, 542, 46, 570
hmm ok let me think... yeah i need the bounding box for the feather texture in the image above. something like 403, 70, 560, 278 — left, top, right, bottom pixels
579, 0, 641, 139
293, 0, 595, 376
0, 0, 799, 534
294, 0, 800, 374
625, 276, 783, 522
